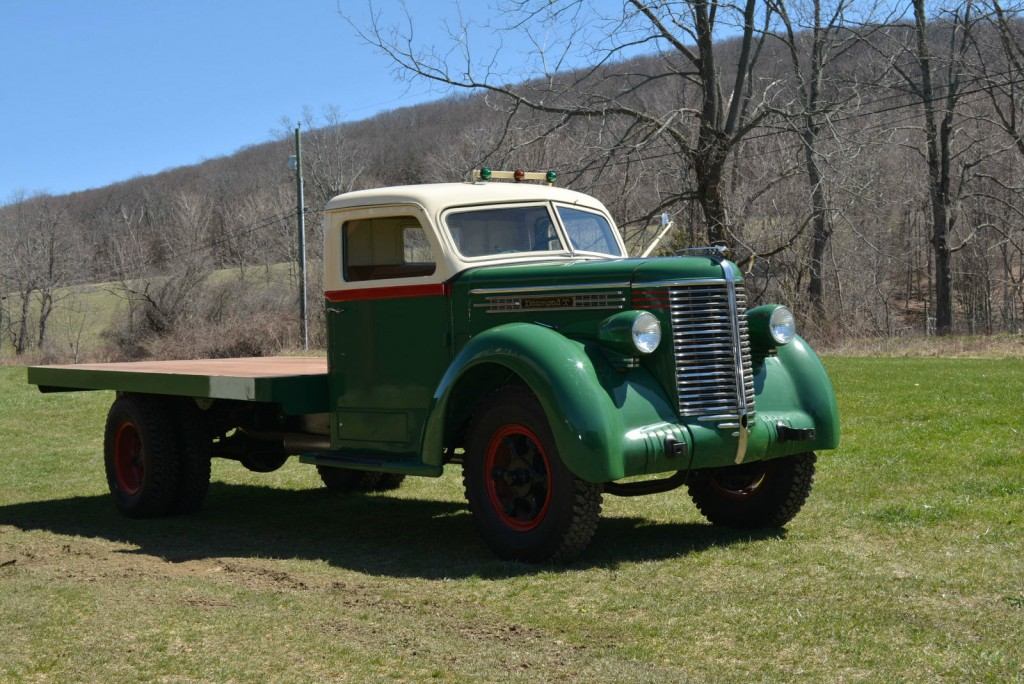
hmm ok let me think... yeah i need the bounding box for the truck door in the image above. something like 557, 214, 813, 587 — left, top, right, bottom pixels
325, 208, 451, 460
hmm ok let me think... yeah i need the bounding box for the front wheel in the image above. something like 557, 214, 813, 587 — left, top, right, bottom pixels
463, 386, 602, 563
687, 452, 816, 528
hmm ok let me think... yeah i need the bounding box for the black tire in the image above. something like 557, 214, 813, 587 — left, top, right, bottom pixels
103, 395, 181, 518
463, 386, 602, 563
316, 466, 406, 492
171, 399, 212, 514
687, 452, 816, 528
241, 450, 290, 473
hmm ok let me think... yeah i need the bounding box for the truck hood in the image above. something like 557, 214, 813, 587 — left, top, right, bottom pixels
452, 256, 741, 290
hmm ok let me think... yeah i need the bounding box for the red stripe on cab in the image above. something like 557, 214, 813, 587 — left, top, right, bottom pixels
325, 283, 451, 303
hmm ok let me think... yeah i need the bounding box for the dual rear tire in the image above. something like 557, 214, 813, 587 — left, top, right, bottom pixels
103, 395, 211, 518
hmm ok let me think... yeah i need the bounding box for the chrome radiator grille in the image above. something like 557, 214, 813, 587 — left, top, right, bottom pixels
666, 281, 755, 427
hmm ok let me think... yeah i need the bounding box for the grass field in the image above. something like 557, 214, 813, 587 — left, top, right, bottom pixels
1, 358, 1022, 682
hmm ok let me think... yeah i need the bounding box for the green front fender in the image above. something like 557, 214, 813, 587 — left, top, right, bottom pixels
755, 335, 840, 453
422, 323, 682, 483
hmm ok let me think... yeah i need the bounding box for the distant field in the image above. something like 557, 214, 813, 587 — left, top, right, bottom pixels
0, 264, 295, 363
0, 358, 1022, 682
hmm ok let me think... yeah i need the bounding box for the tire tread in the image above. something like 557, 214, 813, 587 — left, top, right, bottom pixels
104, 395, 181, 518
688, 452, 816, 528
463, 385, 602, 563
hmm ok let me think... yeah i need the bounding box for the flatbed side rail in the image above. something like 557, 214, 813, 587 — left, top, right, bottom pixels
27, 357, 329, 416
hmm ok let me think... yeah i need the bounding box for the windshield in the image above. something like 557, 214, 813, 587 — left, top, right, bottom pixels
446, 205, 564, 258
557, 206, 623, 256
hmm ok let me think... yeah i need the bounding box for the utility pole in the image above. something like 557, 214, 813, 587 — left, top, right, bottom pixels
290, 126, 309, 350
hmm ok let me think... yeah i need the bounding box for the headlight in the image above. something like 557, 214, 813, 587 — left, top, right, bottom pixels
747, 304, 797, 349
631, 311, 662, 354
769, 306, 796, 344
599, 310, 662, 356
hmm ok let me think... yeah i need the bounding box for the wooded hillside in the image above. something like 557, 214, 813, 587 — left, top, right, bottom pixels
3, 2, 1023, 362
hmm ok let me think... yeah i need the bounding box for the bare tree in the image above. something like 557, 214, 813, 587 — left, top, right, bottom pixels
360, 0, 778, 245
876, 1, 980, 335
104, 191, 215, 355
973, 1, 1024, 157
770, 0, 890, 322
0, 193, 75, 354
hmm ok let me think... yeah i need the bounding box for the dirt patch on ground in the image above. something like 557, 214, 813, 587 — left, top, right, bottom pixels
217, 560, 311, 591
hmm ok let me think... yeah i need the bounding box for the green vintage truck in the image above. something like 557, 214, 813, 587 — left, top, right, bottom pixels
28, 171, 839, 562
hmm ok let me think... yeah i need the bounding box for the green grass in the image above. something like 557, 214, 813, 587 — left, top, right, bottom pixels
1, 358, 1022, 682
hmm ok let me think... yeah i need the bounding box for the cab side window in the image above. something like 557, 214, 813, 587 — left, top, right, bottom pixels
343, 216, 437, 281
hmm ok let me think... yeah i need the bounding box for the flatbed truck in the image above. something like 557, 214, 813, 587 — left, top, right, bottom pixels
28, 173, 839, 562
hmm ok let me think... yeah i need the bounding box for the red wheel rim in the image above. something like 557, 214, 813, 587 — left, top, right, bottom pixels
113, 421, 144, 495
484, 424, 553, 532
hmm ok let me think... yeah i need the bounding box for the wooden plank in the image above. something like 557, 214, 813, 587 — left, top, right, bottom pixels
35, 356, 326, 378
27, 356, 330, 415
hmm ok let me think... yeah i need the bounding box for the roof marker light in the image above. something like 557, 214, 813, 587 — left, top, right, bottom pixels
469, 168, 558, 184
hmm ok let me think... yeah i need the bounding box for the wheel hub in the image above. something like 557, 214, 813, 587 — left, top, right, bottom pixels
484, 425, 552, 531
113, 421, 144, 495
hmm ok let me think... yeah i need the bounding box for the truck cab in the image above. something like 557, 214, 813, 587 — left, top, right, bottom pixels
29, 174, 839, 563
320, 182, 629, 462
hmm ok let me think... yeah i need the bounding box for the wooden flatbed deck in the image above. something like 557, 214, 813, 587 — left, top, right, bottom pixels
27, 357, 329, 415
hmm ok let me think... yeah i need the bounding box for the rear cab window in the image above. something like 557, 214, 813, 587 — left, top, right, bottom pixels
343, 215, 437, 281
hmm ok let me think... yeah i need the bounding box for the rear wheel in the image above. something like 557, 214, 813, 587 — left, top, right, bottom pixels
463, 386, 602, 563
172, 399, 212, 513
316, 466, 406, 492
104, 395, 181, 518
687, 452, 816, 528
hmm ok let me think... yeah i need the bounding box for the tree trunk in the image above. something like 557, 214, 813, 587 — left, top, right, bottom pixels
804, 124, 829, 320
37, 291, 53, 349
694, 130, 730, 245
913, 0, 954, 335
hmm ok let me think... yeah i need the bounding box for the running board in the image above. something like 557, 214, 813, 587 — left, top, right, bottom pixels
299, 453, 442, 478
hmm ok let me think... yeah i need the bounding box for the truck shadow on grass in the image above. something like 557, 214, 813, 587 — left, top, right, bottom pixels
0, 482, 783, 578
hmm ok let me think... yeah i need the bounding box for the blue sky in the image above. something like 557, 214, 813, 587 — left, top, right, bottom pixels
0, 0, 664, 202
0, 1, 499, 200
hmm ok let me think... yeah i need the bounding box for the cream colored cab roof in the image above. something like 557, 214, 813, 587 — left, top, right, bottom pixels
321, 182, 623, 292
324, 182, 610, 215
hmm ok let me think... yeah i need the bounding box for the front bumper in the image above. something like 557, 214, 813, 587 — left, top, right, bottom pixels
613, 335, 839, 477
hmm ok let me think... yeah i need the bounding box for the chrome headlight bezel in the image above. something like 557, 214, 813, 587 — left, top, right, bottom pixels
631, 311, 662, 354
599, 310, 662, 356
769, 306, 796, 345
747, 304, 797, 350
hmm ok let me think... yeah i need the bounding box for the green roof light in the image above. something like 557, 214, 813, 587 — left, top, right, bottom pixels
480, 167, 492, 181
546, 170, 557, 184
